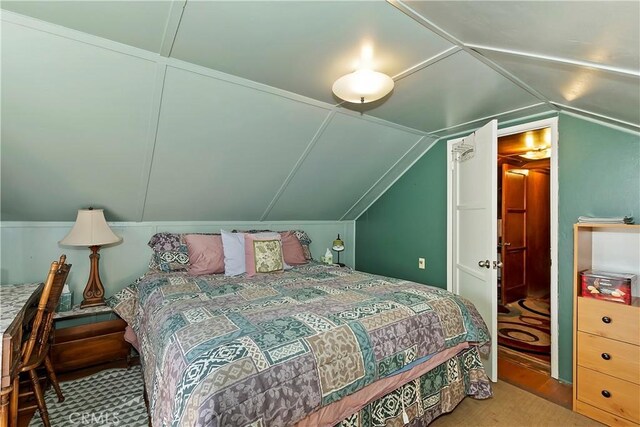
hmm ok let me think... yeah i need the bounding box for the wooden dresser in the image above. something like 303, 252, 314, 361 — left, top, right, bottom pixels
573, 223, 640, 426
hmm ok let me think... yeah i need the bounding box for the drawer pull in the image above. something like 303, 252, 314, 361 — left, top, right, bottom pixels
601, 316, 612, 324
601, 390, 611, 398
601, 353, 611, 360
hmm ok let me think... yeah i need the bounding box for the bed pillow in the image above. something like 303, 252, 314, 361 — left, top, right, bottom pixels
293, 230, 313, 260
280, 231, 308, 265
221, 230, 246, 276
147, 232, 189, 272
245, 233, 285, 277
184, 234, 225, 275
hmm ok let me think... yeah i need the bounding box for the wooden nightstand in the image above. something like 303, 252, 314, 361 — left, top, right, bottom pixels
51, 305, 133, 374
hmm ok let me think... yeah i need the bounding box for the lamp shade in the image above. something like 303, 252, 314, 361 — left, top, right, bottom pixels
332, 234, 345, 252
59, 208, 121, 247
332, 69, 394, 104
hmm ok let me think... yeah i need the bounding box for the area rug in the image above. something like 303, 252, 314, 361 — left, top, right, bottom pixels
29, 366, 148, 427
498, 298, 550, 359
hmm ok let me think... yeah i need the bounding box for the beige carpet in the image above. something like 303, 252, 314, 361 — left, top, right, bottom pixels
431, 381, 603, 427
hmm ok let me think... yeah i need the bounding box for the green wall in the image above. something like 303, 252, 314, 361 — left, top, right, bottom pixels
356, 113, 640, 383
356, 140, 448, 287
556, 114, 640, 381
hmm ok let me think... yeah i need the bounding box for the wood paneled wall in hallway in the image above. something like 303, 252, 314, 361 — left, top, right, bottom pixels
526, 168, 551, 298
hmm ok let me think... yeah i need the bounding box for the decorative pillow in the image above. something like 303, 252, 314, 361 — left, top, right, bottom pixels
245, 233, 285, 277
293, 230, 313, 260
147, 233, 189, 272
221, 230, 246, 276
280, 231, 308, 265
148, 232, 182, 252
184, 234, 225, 276
293, 230, 312, 245
301, 245, 312, 261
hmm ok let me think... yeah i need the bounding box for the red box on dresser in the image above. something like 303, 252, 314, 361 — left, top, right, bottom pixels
580, 270, 636, 305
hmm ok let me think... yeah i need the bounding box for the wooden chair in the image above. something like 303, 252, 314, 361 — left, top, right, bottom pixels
15, 255, 71, 427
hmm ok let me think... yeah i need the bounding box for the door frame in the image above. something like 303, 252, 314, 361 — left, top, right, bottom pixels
447, 117, 559, 379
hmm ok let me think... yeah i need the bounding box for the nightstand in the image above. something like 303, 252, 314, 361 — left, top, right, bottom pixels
51, 305, 133, 374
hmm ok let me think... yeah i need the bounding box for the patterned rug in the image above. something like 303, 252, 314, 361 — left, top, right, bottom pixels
497, 298, 550, 358
29, 366, 148, 426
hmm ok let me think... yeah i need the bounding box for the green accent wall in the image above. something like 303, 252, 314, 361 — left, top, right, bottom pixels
556, 114, 640, 382
356, 113, 640, 383
356, 141, 448, 287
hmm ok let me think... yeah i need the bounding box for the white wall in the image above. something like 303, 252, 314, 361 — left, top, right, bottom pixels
0, 221, 355, 300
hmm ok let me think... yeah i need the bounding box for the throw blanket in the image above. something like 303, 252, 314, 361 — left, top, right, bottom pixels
110, 263, 490, 426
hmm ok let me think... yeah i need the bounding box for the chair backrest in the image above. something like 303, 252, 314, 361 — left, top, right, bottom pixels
21, 255, 71, 365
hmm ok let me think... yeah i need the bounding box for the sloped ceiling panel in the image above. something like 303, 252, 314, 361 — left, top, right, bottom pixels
429, 104, 554, 139
366, 51, 541, 132
1, 21, 157, 221
408, 1, 640, 71
142, 66, 331, 221
341, 135, 436, 220
266, 112, 422, 220
170, 1, 453, 104
1, 0, 172, 53
478, 51, 640, 126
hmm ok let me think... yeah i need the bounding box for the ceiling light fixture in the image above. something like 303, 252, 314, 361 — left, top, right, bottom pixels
520, 147, 551, 160
332, 45, 394, 104
519, 128, 552, 160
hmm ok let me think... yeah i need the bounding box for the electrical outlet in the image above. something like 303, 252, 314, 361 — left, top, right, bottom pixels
418, 258, 426, 269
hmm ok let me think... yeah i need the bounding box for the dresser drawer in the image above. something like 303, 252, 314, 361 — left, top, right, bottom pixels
577, 331, 640, 384
577, 366, 639, 423
578, 297, 640, 345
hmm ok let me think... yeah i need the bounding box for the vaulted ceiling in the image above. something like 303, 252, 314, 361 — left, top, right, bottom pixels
1, 1, 638, 222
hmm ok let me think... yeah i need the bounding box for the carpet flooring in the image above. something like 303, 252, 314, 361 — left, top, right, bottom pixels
29, 366, 147, 427
29, 365, 600, 427
498, 298, 551, 362
431, 381, 602, 427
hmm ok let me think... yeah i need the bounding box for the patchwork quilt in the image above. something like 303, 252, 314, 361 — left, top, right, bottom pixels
110, 263, 491, 427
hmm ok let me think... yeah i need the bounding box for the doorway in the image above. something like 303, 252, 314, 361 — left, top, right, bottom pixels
446, 117, 559, 381
496, 127, 552, 375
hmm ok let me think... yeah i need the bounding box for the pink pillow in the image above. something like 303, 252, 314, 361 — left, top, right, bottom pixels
280, 231, 308, 265
184, 234, 225, 275
245, 233, 285, 277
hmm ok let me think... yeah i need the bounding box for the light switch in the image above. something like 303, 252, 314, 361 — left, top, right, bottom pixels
418, 258, 426, 269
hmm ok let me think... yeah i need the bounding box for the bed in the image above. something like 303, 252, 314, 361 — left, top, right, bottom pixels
109, 261, 492, 426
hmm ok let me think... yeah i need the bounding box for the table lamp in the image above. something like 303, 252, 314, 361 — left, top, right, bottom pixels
59, 208, 121, 308
332, 234, 345, 267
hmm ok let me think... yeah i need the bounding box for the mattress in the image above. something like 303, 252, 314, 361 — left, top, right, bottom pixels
109, 262, 491, 426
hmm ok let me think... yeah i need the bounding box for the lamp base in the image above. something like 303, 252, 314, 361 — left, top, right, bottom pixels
80, 245, 106, 308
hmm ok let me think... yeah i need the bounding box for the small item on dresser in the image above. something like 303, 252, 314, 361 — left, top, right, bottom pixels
321, 248, 333, 264
56, 284, 73, 312
581, 270, 637, 305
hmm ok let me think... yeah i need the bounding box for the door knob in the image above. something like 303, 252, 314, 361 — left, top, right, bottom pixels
478, 260, 490, 268
493, 261, 503, 269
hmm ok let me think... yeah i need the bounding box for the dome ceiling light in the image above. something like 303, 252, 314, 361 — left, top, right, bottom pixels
332, 45, 394, 104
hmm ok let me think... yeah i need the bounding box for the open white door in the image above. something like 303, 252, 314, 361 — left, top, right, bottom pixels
447, 120, 498, 382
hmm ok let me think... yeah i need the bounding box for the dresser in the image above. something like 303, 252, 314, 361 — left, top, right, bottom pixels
573, 223, 640, 426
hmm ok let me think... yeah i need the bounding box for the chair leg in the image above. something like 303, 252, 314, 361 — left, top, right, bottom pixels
9, 374, 19, 427
28, 369, 51, 427
44, 355, 65, 403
